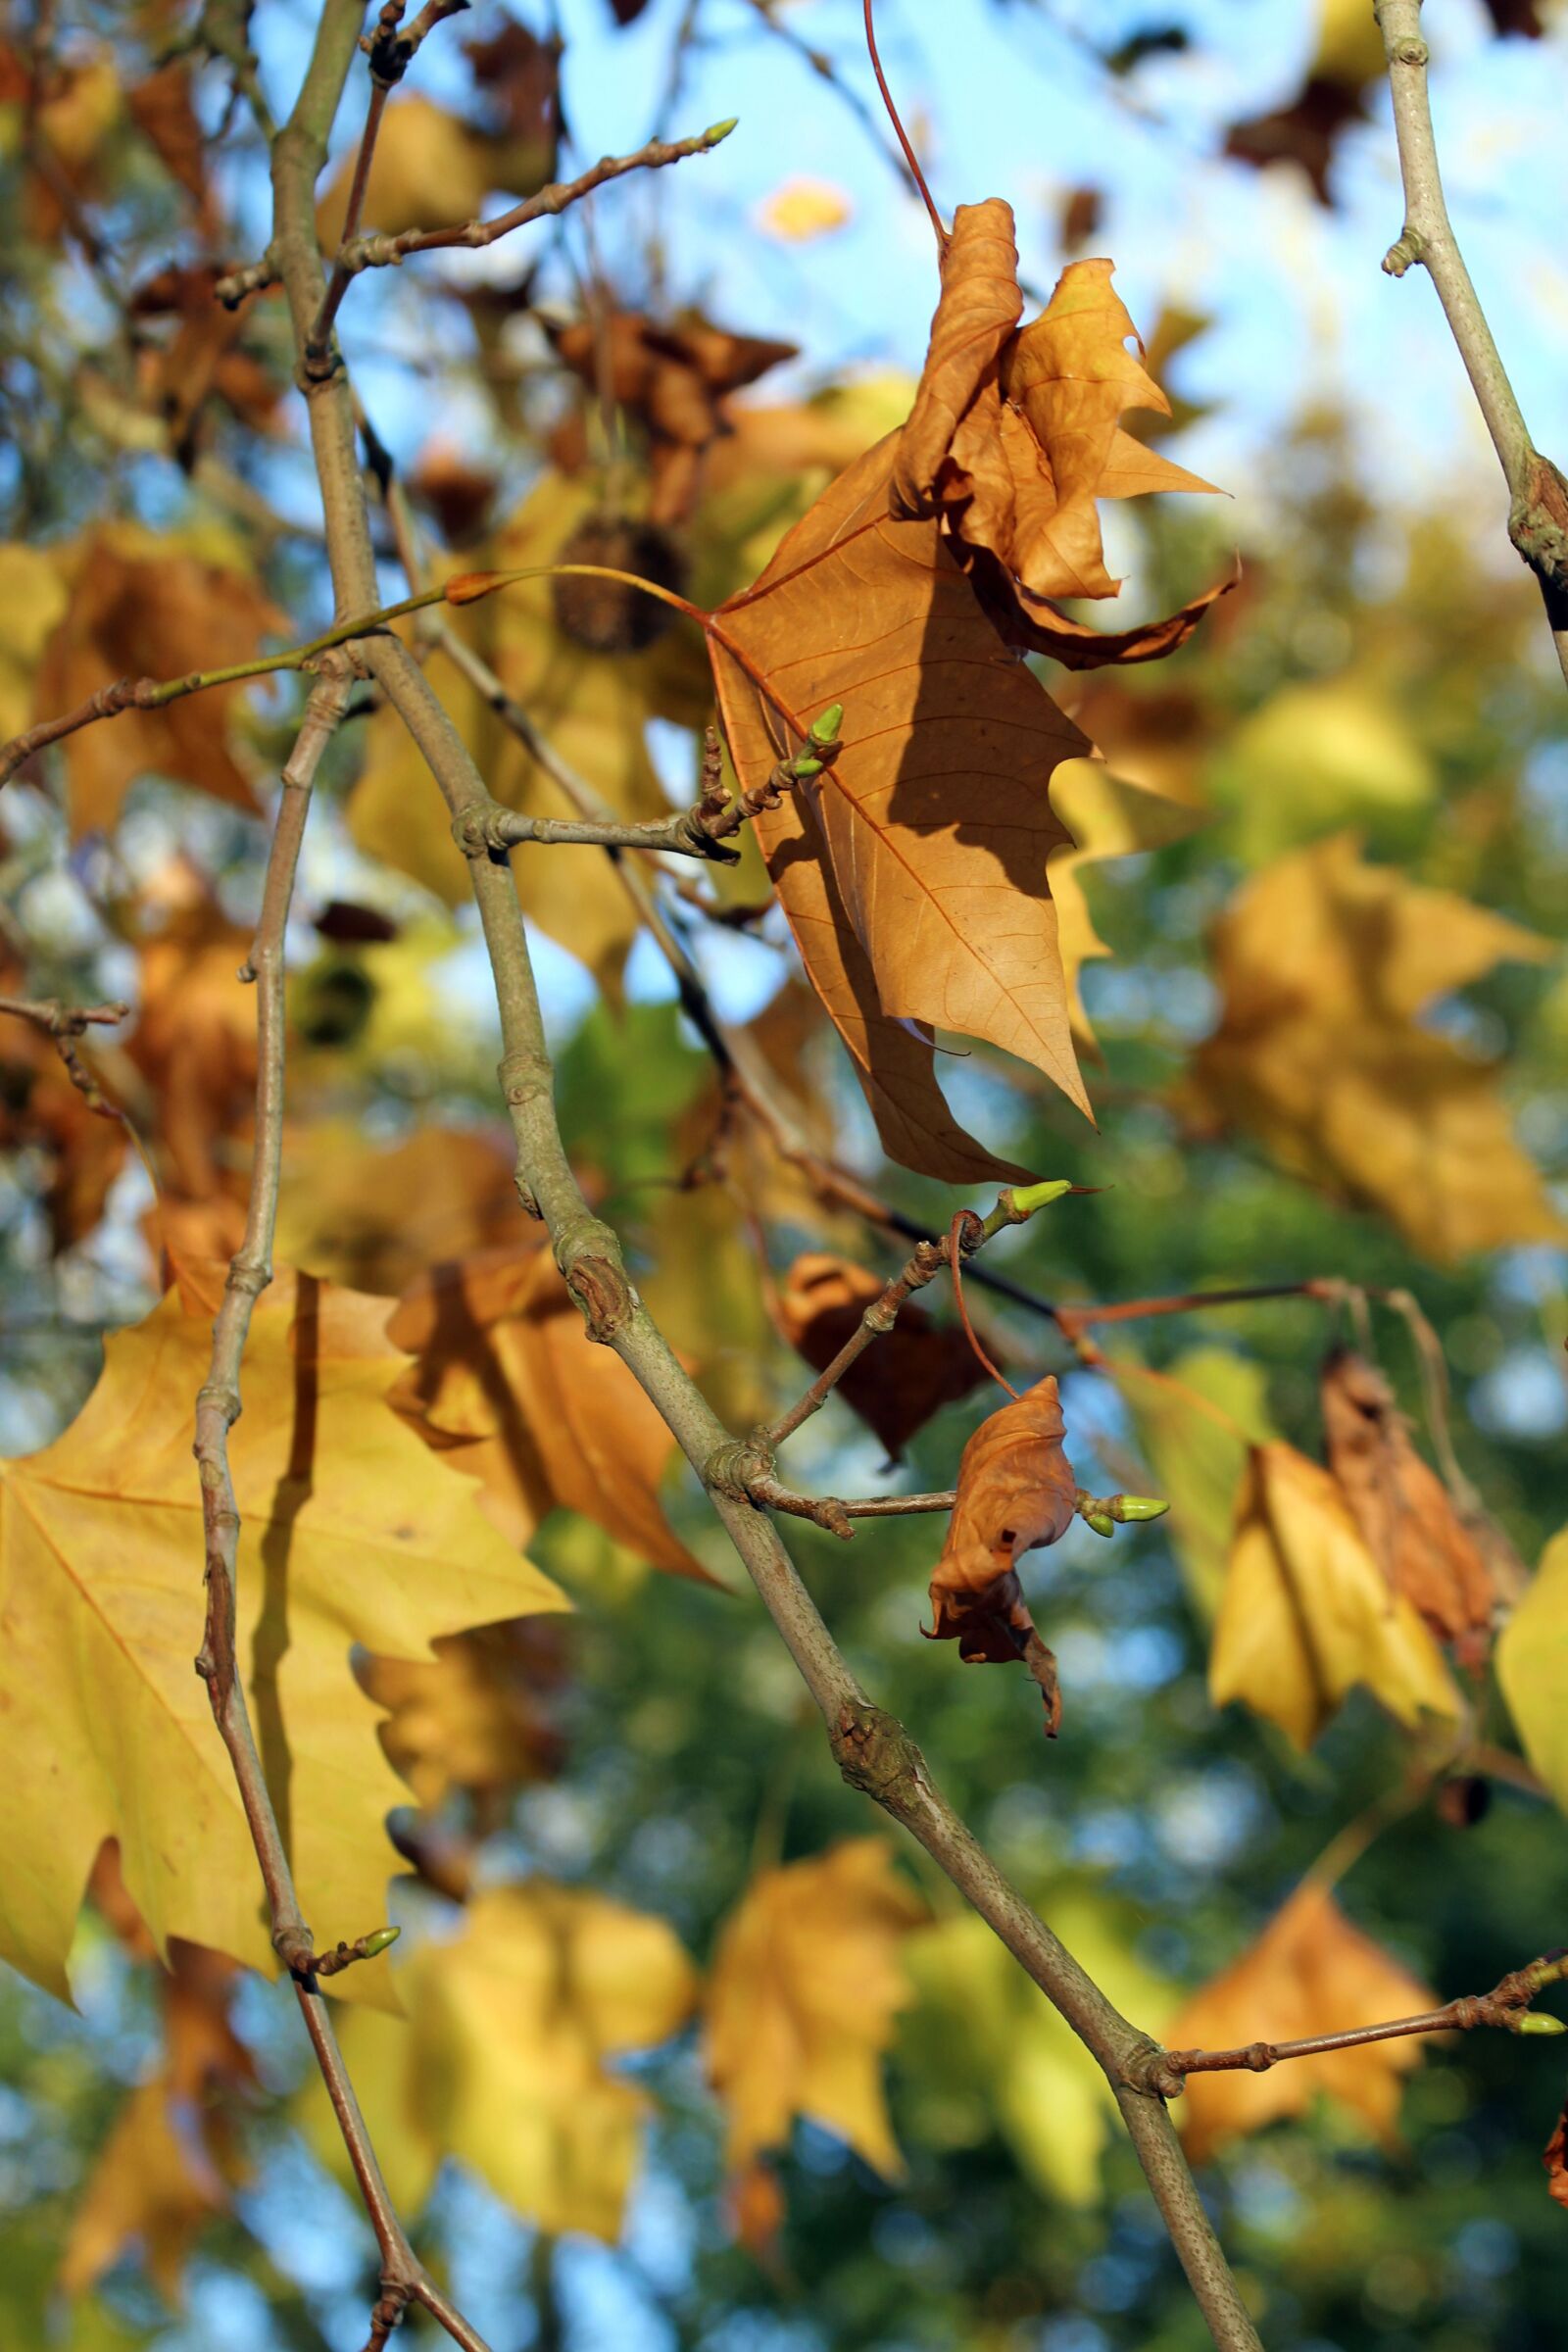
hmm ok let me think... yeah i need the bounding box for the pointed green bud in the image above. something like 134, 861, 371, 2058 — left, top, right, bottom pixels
361, 1926, 401, 1959
790, 752, 824, 779
808, 704, 844, 745
704, 119, 739, 147
1083, 1510, 1115, 1539
1115, 1494, 1171, 1523
1009, 1178, 1073, 1218
1515, 2011, 1566, 2035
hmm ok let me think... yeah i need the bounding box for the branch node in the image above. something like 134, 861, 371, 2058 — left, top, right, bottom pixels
704, 1435, 775, 1505
1382, 225, 1425, 277
564, 1251, 637, 1346
497, 1046, 554, 1108
452, 802, 514, 859
830, 1700, 925, 1806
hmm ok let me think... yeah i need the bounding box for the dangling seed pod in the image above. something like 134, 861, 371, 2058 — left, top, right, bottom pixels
551, 514, 687, 653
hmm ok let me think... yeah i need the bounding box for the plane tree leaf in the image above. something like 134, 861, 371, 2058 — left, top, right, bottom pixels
0, 1268, 566, 2006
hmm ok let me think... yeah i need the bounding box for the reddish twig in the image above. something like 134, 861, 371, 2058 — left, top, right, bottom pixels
1148, 1949, 1568, 2099
861, 0, 946, 243
950, 1207, 1021, 1399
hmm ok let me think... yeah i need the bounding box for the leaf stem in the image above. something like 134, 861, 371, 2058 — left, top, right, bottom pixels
861, 0, 946, 244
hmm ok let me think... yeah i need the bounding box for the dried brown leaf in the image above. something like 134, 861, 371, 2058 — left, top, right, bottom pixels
776, 1251, 987, 1459
1320, 1347, 1496, 1660
927, 1375, 1078, 1731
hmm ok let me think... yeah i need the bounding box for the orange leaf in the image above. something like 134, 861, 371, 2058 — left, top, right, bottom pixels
711, 433, 1094, 1161
1170, 1883, 1438, 2164
1319, 1347, 1497, 1660
892, 201, 1222, 631
1545, 2093, 1568, 2212
388, 1244, 712, 1582
926, 1374, 1079, 1732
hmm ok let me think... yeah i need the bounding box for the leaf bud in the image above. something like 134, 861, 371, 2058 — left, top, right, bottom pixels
808, 703, 844, 745
1115, 1494, 1171, 1523
1083, 1509, 1115, 1538
1515, 2011, 1566, 2036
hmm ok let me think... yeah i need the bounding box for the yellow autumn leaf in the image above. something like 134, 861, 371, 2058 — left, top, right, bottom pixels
757, 175, 853, 241
1496, 1526, 1568, 1815
1047, 759, 1210, 1054
0, 542, 69, 740
60, 2075, 241, 2303
1210, 1442, 1461, 1749
902, 1887, 1174, 2207
0, 1269, 565, 2006
1169, 1881, 1437, 2163
407, 1883, 697, 2239
316, 95, 499, 244
1117, 1349, 1279, 1617
705, 1838, 926, 2180
1185, 833, 1562, 1261
1212, 675, 1434, 865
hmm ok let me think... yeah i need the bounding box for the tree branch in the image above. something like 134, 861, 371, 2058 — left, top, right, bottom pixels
334, 118, 737, 281
1376, 0, 1568, 686
1150, 1949, 1567, 2097
0, 993, 128, 1116
275, 55, 1267, 2337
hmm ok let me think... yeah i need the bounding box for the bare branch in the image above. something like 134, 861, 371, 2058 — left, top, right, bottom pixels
1148, 1949, 1568, 2098
0, 994, 128, 1117
335, 118, 737, 278
1376, 0, 1568, 686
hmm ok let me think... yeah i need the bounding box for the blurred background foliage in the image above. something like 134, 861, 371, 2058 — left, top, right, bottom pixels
1, 1, 1567, 2349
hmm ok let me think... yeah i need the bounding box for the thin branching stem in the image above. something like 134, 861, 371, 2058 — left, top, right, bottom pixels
1376, 0, 1568, 686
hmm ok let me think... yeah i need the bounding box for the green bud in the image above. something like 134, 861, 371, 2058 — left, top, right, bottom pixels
790, 753, 824, 779
705, 118, 739, 146
808, 703, 844, 745
361, 1926, 401, 1959
1115, 1494, 1171, 1523
1009, 1178, 1073, 1217
1083, 1510, 1115, 1539
1515, 2011, 1566, 2035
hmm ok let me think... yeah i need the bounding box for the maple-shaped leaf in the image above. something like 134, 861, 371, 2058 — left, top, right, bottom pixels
1496, 1527, 1568, 1819
890, 200, 1223, 655
59, 2073, 242, 2303
358, 1615, 565, 1824
1047, 758, 1211, 1055
32, 525, 283, 835
1320, 1347, 1496, 1659
407, 1883, 697, 2239
124, 856, 258, 1203
1184, 833, 1563, 1262
273, 1121, 523, 1295
350, 473, 704, 990
775, 1251, 989, 1459
387, 1243, 710, 1581
62, 1846, 258, 2302
705, 1838, 926, 2181
710, 431, 1094, 1159
0, 1268, 565, 2006
902, 1886, 1173, 2207
1210, 1441, 1460, 1749
1169, 1882, 1438, 2163
548, 307, 797, 525
926, 1375, 1079, 1731
0, 956, 127, 1249
1117, 1349, 1278, 1618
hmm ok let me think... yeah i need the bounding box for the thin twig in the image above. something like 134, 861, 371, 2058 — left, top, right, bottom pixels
1153, 1949, 1567, 2095
1375, 0, 1568, 687
213, 18, 503, 2344
304, 0, 472, 372
336, 118, 737, 279
0, 994, 128, 1116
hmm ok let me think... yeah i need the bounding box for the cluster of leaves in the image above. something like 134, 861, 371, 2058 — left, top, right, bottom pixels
2, 4, 1568, 2351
